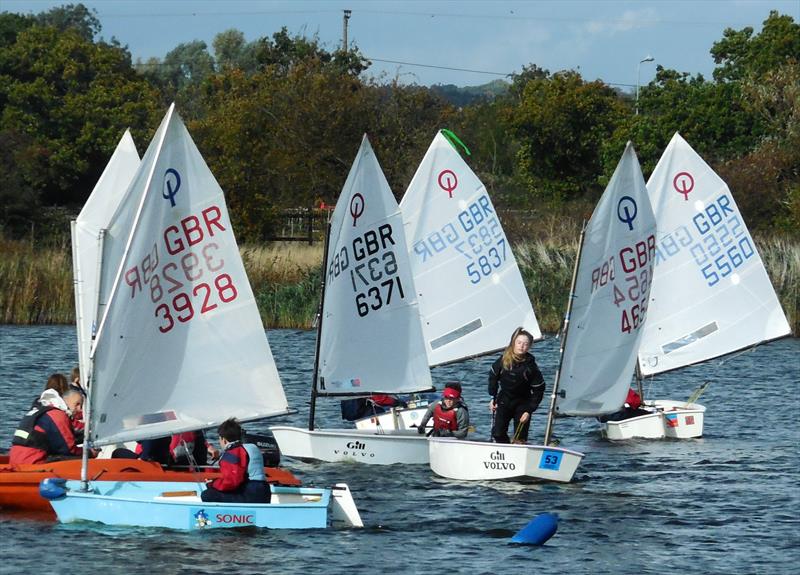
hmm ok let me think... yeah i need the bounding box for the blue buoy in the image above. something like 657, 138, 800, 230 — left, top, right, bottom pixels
511, 512, 559, 545
39, 477, 68, 500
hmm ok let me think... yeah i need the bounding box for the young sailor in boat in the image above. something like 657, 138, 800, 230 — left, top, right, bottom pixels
415, 383, 470, 439
488, 327, 545, 444
9, 387, 93, 464
201, 418, 271, 503
598, 388, 651, 423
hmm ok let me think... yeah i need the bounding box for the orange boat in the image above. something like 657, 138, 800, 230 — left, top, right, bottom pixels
0, 455, 300, 515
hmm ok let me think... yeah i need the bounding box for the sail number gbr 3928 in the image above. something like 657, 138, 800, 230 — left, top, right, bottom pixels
327, 223, 406, 318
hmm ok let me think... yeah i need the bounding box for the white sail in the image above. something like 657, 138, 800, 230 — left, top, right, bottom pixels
638, 133, 791, 376
556, 143, 656, 416
400, 131, 541, 366
318, 135, 432, 395
89, 104, 288, 445
72, 130, 140, 383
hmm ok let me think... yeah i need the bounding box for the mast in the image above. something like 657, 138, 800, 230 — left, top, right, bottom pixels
308, 220, 332, 431
80, 228, 106, 488
635, 363, 644, 403
543, 222, 586, 446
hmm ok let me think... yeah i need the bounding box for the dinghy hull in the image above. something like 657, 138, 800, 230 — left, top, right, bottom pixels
428, 438, 584, 482
270, 426, 430, 464
43, 479, 361, 530
601, 401, 705, 440
656, 400, 705, 439
353, 406, 429, 431
0, 456, 300, 514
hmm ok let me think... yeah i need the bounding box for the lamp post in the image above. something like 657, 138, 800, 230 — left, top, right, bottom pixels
636, 55, 654, 115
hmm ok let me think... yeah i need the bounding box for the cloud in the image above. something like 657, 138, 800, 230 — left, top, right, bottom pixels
584, 8, 659, 36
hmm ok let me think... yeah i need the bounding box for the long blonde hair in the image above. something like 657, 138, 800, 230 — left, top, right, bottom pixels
501, 327, 534, 370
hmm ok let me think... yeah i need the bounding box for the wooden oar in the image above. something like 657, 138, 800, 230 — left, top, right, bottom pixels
160, 490, 197, 497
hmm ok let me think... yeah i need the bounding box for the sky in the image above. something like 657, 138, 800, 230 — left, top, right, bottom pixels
3, 0, 798, 91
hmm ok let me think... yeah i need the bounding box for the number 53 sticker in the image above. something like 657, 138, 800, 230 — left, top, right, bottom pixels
539, 450, 562, 471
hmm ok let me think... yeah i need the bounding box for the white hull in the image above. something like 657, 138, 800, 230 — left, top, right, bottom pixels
354, 406, 429, 430
656, 400, 705, 439
270, 426, 430, 465
602, 401, 705, 440
428, 438, 584, 483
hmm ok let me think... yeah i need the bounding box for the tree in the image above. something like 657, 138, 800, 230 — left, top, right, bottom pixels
507, 70, 626, 203
0, 15, 162, 236
711, 11, 800, 83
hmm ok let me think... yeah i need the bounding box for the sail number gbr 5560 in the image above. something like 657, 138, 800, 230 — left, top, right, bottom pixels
327, 223, 406, 318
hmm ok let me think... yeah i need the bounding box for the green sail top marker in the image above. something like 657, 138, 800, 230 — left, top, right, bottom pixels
440, 129, 471, 156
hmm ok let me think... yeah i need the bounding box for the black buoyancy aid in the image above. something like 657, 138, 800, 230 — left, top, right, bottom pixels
433, 403, 458, 431
11, 404, 57, 451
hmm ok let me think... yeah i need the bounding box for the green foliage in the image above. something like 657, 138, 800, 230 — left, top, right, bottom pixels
0, 8, 162, 236
508, 70, 626, 203
711, 11, 800, 82
1, 4, 797, 243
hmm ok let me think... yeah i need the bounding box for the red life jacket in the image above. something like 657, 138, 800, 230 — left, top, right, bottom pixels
433, 402, 458, 431
626, 389, 642, 410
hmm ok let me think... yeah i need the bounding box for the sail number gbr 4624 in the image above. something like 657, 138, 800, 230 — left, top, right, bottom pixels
590, 235, 656, 334
327, 223, 405, 318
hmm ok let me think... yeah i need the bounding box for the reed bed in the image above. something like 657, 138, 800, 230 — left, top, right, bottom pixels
0, 239, 74, 324
1, 236, 797, 334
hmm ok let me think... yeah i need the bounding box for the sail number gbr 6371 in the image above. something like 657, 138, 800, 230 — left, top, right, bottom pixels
123, 205, 240, 334
591, 234, 656, 334
327, 223, 405, 318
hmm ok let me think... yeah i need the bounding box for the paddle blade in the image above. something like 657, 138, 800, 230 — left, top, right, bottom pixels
511, 512, 559, 545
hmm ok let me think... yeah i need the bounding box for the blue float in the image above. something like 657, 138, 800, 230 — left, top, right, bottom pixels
511, 512, 559, 545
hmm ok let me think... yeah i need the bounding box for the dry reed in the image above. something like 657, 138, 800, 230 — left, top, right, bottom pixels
0, 236, 797, 334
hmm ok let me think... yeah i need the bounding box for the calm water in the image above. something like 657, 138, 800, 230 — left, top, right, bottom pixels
0, 325, 798, 575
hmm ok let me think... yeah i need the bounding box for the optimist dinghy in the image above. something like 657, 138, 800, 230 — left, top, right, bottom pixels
603, 134, 791, 440
354, 130, 541, 432
41, 479, 362, 530
43, 104, 357, 527
429, 143, 653, 481
271, 135, 433, 465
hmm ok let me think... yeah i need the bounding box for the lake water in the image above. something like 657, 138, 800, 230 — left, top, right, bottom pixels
0, 325, 797, 575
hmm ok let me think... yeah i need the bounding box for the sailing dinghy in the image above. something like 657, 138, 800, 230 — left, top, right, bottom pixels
271, 135, 435, 465
547, 142, 657, 437
603, 133, 792, 440
430, 142, 652, 481
1, 131, 298, 515
44, 105, 359, 529
354, 130, 542, 431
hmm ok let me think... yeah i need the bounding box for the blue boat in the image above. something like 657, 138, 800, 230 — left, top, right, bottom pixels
41, 479, 363, 530
44, 105, 363, 531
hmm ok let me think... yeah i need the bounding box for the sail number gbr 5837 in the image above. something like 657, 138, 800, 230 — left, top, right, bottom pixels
123, 205, 240, 334
327, 223, 405, 318
590, 234, 656, 334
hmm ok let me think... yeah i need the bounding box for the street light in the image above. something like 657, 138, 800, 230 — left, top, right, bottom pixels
636, 55, 654, 115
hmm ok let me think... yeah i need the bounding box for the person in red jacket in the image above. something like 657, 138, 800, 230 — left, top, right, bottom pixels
10, 388, 85, 465
201, 418, 270, 503
416, 385, 470, 439
598, 388, 651, 422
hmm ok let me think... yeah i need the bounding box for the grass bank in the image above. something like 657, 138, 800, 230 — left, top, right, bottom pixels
1, 237, 797, 335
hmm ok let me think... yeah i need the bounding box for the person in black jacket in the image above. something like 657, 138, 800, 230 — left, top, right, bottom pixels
488, 327, 545, 444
